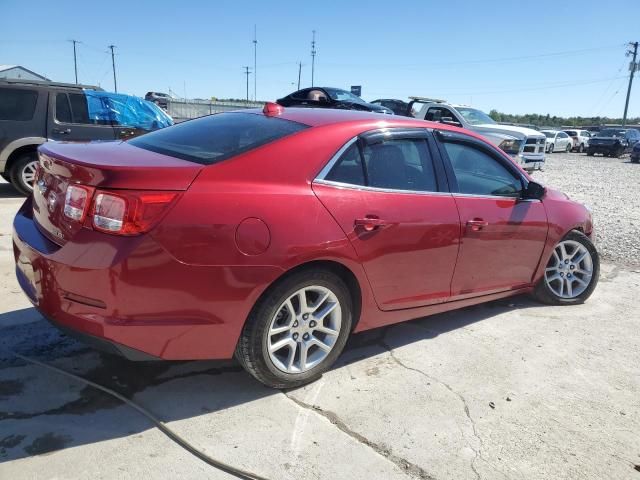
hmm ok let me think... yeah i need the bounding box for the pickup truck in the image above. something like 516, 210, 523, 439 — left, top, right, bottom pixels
409, 97, 546, 171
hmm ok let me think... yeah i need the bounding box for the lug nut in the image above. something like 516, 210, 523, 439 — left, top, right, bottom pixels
303, 333, 310, 340
303, 314, 309, 320
309, 320, 317, 328
567, 273, 572, 278
560, 272, 564, 277
293, 333, 299, 340
565, 260, 569, 264
570, 265, 575, 270
293, 321, 298, 327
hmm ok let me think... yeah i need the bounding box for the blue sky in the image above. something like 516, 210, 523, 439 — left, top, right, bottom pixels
2, 0, 639, 117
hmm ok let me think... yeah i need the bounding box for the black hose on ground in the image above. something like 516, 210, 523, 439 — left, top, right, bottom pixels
13, 351, 269, 480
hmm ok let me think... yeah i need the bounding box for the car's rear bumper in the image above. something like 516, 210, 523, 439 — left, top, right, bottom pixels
12, 198, 279, 360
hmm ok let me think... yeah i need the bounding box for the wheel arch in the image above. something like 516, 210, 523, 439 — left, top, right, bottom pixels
247, 259, 363, 334
1, 138, 46, 174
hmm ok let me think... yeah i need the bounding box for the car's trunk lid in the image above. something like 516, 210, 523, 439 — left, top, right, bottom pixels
33, 141, 203, 245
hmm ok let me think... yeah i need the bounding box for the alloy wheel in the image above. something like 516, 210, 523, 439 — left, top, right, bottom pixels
20, 161, 38, 191
544, 240, 594, 299
267, 285, 342, 374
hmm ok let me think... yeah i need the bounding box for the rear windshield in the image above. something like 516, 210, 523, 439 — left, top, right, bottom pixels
564, 131, 577, 137
129, 112, 308, 165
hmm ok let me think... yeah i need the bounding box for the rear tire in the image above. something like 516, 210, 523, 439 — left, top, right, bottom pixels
236, 268, 353, 388
548, 143, 554, 154
8, 152, 38, 196
532, 230, 599, 306
565, 143, 571, 152
578, 143, 584, 153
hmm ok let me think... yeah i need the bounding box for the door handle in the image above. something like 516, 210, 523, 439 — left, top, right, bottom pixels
354, 217, 388, 232
53, 128, 71, 135
466, 219, 489, 231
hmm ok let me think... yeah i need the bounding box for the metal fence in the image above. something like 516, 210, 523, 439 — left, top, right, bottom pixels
166, 99, 264, 122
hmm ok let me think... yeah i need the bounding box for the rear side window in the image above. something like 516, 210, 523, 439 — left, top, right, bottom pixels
129, 112, 308, 165
0, 88, 38, 121
325, 137, 438, 193
55, 92, 92, 124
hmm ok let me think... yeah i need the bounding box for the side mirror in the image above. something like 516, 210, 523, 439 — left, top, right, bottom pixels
523, 181, 545, 200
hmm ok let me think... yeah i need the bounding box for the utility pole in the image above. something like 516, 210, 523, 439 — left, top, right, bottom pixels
623, 41, 638, 126
243, 66, 251, 103
108, 45, 117, 93
297, 61, 302, 90
69, 40, 80, 84
253, 25, 257, 101
311, 30, 316, 87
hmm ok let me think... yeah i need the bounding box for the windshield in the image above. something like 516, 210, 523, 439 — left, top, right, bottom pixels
542, 131, 555, 138
597, 129, 626, 137
324, 88, 368, 105
455, 107, 496, 125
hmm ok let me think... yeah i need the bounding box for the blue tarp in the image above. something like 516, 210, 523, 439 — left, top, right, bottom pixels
84, 90, 173, 131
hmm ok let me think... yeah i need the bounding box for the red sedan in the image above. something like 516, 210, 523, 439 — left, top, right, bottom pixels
13, 104, 599, 388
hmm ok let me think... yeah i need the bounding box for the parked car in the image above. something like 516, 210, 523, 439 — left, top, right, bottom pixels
586, 128, 640, 157
277, 87, 393, 114
409, 97, 546, 171
0, 79, 173, 195
369, 98, 411, 116
13, 104, 599, 388
541, 130, 573, 154
144, 91, 172, 109
631, 141, 640, 163
563, 129, 591, 153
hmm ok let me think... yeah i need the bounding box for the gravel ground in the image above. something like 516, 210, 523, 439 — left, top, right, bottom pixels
535, 152, 640, 268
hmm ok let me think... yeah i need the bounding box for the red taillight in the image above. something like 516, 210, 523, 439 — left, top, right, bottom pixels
64, 185, 94, 222
91, 190, 179, 235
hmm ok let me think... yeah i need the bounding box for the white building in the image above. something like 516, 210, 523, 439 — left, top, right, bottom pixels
0, 65, 50, 81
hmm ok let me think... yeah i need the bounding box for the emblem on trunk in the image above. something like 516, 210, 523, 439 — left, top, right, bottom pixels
47, 192, 57, 212
37, 179, 47, 195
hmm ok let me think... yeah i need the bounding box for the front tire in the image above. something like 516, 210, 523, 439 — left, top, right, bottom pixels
578, 143, 584, 153
566, 143, 571, 152
532, 230, 599, 305
9, 152, 38, 196
547, 143, 554, 154
236, 269, 353, 388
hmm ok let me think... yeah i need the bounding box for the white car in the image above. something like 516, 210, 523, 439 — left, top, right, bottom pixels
541, 130, 572, 154
563, 129, 591, 153
409, 98, 546, 171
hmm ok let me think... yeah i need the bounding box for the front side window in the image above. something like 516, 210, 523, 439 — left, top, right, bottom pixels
443, 142, 522, 197
129, 112, 308, 165
425, 107, 461, 127
0, 88, 38, 121
456, 107, 496, 125
324, 136, 438, 193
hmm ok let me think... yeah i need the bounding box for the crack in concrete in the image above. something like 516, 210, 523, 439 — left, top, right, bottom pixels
380, 338, 484, 480
281, 391, 436, 480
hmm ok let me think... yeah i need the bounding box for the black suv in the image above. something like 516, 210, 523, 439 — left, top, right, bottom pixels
587, 128, 640, 157
0, 79, 172, 195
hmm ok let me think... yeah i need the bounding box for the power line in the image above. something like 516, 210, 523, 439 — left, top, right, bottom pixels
108, 45, 117, 93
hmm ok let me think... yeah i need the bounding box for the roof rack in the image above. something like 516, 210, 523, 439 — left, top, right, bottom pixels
0, 78, 103, 91
408, 96, 447, 103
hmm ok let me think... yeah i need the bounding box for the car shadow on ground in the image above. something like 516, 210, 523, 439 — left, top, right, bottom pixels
0, 295, 540, 463
0, 182, 22, 199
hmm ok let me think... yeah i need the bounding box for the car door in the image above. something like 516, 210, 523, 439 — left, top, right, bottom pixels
559, 132, 570, 150
435, 130, 548, 299
48, 90, 117, 142
312, 128, 460, 311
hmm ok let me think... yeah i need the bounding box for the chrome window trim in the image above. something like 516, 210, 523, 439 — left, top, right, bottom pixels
315, 136, 359, 181
451, 192, 541, 202
313, 178, 452, 196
